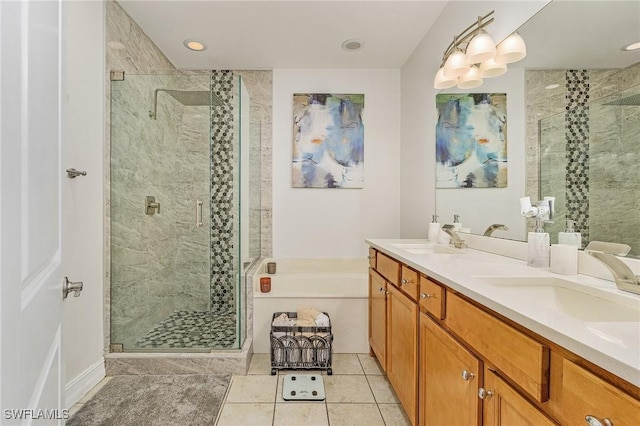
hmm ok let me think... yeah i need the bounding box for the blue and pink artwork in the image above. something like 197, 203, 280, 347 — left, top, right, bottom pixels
436, 93, 507, 188
292, 93, 364, 188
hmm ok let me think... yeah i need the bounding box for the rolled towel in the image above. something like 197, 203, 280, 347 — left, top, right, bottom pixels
297, 306, 320, 326
315, 312, 330, 327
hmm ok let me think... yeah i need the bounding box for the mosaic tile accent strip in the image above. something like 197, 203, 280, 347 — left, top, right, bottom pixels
136, 310, 236, 349
564, 70, 590, 247
210, 70, 237, 314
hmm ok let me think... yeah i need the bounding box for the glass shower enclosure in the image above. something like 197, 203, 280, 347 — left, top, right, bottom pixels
109, 70, 255, 351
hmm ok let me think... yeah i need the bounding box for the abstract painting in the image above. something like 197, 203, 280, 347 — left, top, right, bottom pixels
436, 93, 507, 188
292, 93, 364, 188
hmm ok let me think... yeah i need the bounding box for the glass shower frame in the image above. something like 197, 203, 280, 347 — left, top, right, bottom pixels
109, 71, 252, 352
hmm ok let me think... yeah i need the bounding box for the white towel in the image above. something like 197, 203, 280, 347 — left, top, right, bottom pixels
315, 313, 330, 327
272, 313, 295, 327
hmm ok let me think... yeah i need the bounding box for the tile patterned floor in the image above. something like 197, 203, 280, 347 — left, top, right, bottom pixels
135, 310, 236, 349
216, 353, 411, 426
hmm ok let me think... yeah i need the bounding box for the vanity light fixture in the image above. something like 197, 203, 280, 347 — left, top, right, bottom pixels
622, 41, 640, 51
434, 10, 527, 89
183, 39, 207, 51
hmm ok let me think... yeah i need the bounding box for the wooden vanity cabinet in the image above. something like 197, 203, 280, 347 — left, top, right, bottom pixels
387, 283, 419, 425
561, 359, 640, 425
420, 312, 480, 426
367, 247, 640, 426
369, 268, 387, 370
482, 368, 558, 426
368, 249, 418, 425
419, 274, 445, 320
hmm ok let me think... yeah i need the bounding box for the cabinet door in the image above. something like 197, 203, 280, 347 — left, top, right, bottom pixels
369, 268, 387, 369
420, 313, 481, 426
482, 368, 558, 426
562, 359, 640, 426
387, 283, 419, 425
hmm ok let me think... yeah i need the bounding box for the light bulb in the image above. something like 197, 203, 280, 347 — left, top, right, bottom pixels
443, 49, 469, 78
466, 31, 496, 64
434, 67, 458, 89
457, 65, 483, 89
479, 57, 507, 78
495, 33, 526, 64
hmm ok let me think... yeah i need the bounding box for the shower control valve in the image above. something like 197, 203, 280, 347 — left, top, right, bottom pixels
145, 196, 160, 215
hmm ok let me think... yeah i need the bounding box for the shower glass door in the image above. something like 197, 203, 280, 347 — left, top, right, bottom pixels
110, 71, 243, 351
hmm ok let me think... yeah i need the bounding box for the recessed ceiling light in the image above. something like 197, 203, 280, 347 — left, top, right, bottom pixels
545, 84, 560, 90
341, 39, 364, 51
184, 39, 207, 52
622, 41, 640, 51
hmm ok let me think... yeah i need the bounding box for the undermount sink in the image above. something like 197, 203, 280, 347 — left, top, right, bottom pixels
390, 243, 461, 255
475, 276, 640, 322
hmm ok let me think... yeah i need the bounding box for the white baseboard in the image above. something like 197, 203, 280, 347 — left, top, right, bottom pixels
65, 358, 105, 409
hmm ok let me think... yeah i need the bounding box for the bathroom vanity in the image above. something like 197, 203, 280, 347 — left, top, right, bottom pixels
366, 239, 640, 426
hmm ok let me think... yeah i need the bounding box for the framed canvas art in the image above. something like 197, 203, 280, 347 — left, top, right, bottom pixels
292, 93, 364, 188
436, 93, 507, 188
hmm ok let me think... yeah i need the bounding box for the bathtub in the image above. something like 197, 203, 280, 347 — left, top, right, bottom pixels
252, 258, 369, 354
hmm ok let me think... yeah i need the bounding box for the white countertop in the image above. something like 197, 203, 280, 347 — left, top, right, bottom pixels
366, 238, 640, 388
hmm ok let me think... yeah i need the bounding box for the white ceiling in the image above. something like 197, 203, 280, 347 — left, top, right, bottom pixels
116, 0, 640, 71
515, 0, 640, 70
116, 0, 449, 70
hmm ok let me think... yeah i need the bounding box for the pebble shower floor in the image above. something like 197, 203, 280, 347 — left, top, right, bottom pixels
136, 310, 236, 348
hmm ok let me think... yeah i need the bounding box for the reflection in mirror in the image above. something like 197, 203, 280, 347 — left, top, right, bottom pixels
435, 0, 640, 257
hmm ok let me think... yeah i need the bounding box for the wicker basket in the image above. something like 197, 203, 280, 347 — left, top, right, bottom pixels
270, 312, 333, 375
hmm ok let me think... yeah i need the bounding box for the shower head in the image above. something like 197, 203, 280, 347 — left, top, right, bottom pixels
603, 93, 640, 106
149, 89, 224, 119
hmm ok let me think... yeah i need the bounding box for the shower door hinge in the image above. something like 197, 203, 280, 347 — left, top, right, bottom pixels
110, 70, 125, 81
110, 343, 124, 353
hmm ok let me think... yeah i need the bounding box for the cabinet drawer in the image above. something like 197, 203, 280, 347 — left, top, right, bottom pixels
399, 265, 419, 301
446, 292, 550, 403
368, 247, 376, 268
376, 252, 400, 287
562, 359, 640, 425
419, 275, 445, 320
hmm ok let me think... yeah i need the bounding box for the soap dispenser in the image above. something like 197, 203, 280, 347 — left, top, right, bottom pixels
428, 214, 440, 242
528, 218, 550, 268
558, 219, 582, 248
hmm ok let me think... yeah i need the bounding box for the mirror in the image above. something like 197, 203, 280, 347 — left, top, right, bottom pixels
435, 0, 640, 257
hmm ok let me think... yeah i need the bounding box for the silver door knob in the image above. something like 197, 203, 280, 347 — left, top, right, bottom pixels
63, 277, 83, 299
478, 387, 493, 399
585, 415, 613, 426
461, 370, 475, 381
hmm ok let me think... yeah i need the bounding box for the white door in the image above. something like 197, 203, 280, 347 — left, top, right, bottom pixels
1, 0, 67, 424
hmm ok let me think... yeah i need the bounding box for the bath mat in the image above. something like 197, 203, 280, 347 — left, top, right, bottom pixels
67, 374, 230, 426
282, 374, 325, 401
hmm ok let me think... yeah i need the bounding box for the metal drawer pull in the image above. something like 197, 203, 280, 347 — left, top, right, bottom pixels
420, 293, 431, 299
367, 255, 374, 260
461, 370, 475, 381
401, 278, 414, 284
585, 415, 613, 426
478, 388, 493, 399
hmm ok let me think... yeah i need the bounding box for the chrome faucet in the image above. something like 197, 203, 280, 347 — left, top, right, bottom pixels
483, 224, 509, 237
585, 241, 640, 295
441, 224, 467, 249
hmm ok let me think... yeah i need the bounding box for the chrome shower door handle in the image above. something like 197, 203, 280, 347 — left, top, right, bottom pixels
196, 199, 203, 228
